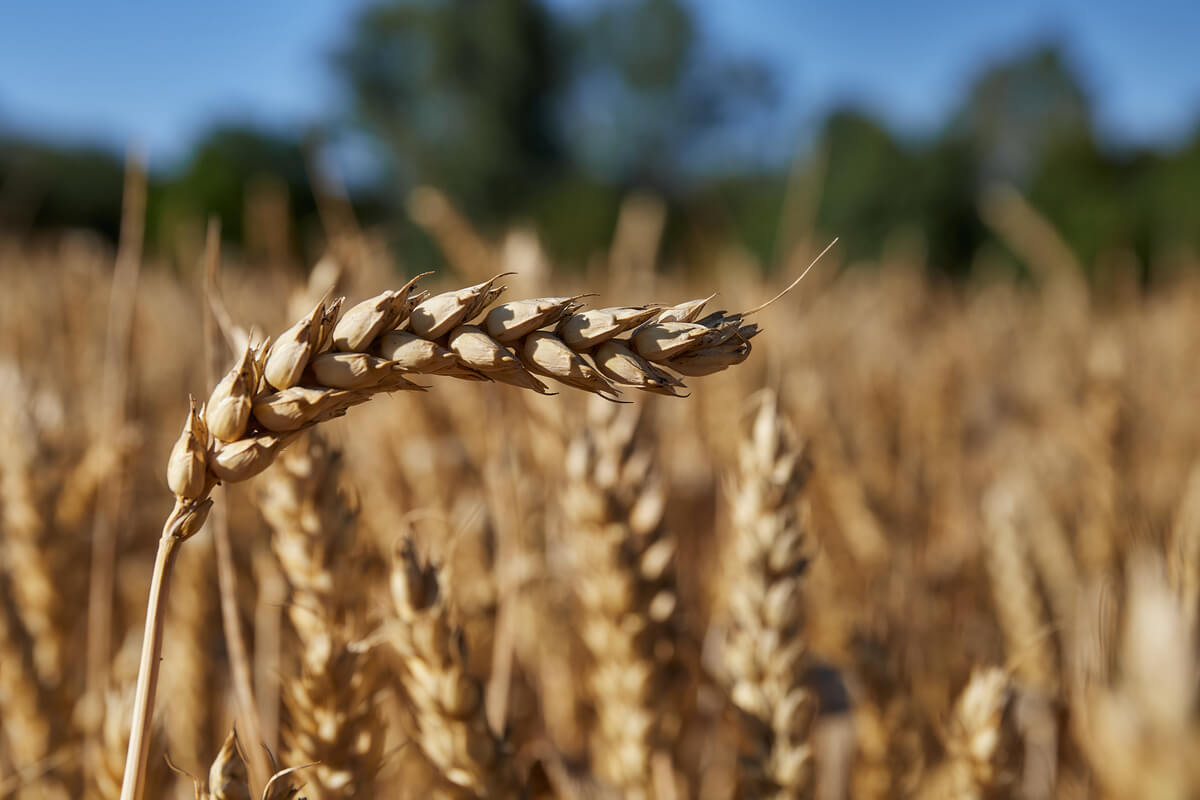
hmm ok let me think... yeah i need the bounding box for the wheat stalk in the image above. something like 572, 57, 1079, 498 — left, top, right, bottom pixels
720, 391, 815, 798
120, 241, 831, 800
387, 539, 520, 798
258, 433, 383, 798
160, 544, 217, 790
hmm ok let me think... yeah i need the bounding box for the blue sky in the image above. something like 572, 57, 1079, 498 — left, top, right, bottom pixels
2, 0, 1198, 169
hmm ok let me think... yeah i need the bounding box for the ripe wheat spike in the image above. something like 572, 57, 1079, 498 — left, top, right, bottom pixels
914, 668, 1011, 800
258, 433, 384, 799
561, 400, 688, 798
721, 391, 815, 798
387, 539, 520, 799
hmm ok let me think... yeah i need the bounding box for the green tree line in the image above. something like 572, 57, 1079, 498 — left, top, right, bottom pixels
1, 0, 1198, 279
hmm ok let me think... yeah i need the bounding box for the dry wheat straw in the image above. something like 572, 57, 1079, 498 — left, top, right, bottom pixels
86, 152, 147, 743
1075, 338, 1123, 574
161, 544, 217, 793
259, 433, 383, 798
720, 391, 815, 798
562, 400, 687, 798
388, 539, 520, 798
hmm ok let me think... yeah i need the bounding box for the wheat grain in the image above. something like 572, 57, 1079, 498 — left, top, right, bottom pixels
1072, 554, 1196, 800
1168, 462, 1200, 632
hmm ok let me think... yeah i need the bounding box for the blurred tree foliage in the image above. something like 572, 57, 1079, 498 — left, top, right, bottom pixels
332, 0, 563, 222
0, 136, 127, 239
3, 5, 1200, 279
330, 0, 775, 261
149, 123, 323, 259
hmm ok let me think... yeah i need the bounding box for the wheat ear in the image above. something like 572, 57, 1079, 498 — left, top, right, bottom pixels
562, 400, 687, 798
174, 729, 313, 800
121, 251, 820, 800
258, 433, 383, 798
92, 687, 151, 800
980, 482, 1057, 693
387, 539, 520, 798
0, 578, 69, 799
0, 395, 66, 693
914, 667, 1011, 800
721, 391, 815, 798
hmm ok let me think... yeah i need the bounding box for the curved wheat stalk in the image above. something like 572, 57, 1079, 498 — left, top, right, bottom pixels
120, 244, 831, 800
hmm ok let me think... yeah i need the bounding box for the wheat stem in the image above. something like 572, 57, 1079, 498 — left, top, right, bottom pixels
119, 501, 186, 800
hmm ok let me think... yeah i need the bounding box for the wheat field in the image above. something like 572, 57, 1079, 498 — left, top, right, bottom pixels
2, 183, 1199, 800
